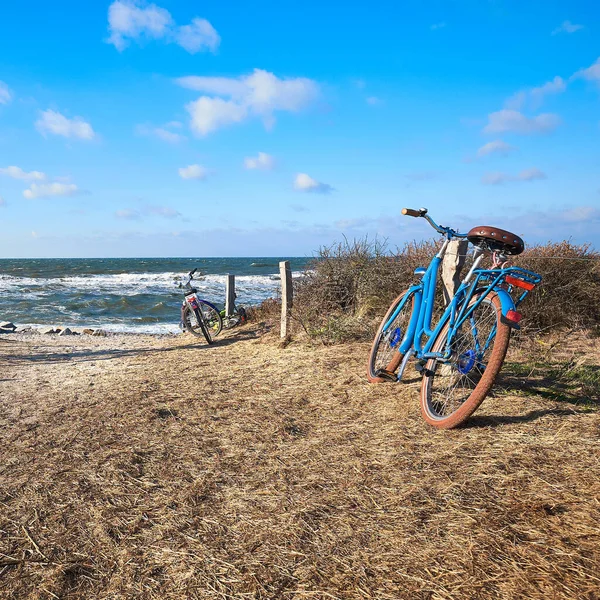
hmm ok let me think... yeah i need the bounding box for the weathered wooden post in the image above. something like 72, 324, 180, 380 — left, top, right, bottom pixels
279, 260, 293, 339
440, 239, 469, 378
225, 274, 236, 316
442, 239, 469, 305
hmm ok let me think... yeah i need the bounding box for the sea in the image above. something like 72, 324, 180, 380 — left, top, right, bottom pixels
0, 257, 311, 334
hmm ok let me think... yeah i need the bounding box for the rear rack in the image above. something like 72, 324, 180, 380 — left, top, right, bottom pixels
473, 266, 542, 307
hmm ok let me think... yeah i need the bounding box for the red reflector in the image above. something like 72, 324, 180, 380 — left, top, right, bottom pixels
506, 310, 522, 324
505, 275, 535, 291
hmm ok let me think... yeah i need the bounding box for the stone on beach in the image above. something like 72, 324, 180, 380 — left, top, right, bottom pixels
59, 328, 73, 336
0, 321, 16, 332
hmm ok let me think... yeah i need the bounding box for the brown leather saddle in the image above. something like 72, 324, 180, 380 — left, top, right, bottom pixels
467, 226, 524, 255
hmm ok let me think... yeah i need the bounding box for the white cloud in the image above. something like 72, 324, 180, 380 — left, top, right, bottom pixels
106, 0, 219, 54
294, 173, 333, 194
529, 76, 566, 106
483, 109, 560, 134
186, 97, 247, 136
244, 152, 275, 170
136, 123, 186, 143
176, 18, 220, 54
552, 20, 584, 35
572, 57, 600, 83
477, 140, 517, 158
36, 109, 95, 140
481, 168, 547, 185
178, 164, 209, 180
430, 22, 446, 30
23, 182, 80, 199
506, 76, 567, 110
177, 68, 319, 135
107, 0, 173, 50
0, 166, 46, 181
0, 81, 12, 105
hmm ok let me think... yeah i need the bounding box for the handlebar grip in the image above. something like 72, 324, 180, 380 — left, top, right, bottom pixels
402, 208, 422, 217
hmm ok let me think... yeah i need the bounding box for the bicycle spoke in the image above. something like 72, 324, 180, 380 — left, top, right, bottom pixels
424, 296, 501, 420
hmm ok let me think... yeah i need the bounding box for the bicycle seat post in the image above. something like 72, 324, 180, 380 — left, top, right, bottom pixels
462, 247, 485, 284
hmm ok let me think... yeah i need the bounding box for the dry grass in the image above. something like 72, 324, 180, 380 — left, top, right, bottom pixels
0, 327, 599, 599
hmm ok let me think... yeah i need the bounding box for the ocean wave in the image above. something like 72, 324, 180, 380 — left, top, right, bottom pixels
0, 271, 303, 296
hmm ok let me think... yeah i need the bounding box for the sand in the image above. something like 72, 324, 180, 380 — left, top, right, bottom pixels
0, 325, 599, 599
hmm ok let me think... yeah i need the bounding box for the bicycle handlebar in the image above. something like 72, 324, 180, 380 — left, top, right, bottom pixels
401, 207, 425, 218
401, 207, 468, 238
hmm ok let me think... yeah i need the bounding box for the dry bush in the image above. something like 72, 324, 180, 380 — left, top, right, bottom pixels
514, 241, 600, 333
290, 238, 439, 343
244, 235, 600, 343
252, 237, 600, 344
245, 297, 281, 324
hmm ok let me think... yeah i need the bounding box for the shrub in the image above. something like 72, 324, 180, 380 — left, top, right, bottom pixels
292, 237, 441, 343
252, 237, 600, 343
515, 241, 600, 333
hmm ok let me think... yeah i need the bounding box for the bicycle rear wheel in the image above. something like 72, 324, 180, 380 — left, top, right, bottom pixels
367, 290, 415, 383
420, 291, 510, 429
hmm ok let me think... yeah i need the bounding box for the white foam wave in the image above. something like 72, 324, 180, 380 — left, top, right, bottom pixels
0, 271, 303, 303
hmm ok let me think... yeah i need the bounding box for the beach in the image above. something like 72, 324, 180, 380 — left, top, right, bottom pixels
1, 326, 599, 598
0, 257, 308, 334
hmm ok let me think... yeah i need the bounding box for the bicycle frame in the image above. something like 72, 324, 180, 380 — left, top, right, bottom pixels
382, 228, 542, 382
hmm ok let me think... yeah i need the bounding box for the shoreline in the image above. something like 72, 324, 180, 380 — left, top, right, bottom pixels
0, 323, 186, 337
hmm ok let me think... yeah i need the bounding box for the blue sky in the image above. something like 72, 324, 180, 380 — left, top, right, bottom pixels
0, 0, 599, 257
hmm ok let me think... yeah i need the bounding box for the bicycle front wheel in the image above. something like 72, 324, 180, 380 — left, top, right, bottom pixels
420, 291, 510, 429
367, 290, 415, 383
198, 300, 223, 337
182, 303, 221, 343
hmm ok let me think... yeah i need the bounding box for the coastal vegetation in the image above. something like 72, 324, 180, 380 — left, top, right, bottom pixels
252, 237, 600, 344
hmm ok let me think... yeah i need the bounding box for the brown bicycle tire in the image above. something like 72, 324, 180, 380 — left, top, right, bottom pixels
419, 292, 510, 429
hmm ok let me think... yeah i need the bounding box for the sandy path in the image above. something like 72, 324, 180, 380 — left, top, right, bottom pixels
0, 327, 599, 599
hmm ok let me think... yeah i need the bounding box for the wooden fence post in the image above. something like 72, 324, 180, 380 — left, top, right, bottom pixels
279, 261, 293, 338
442, 239, 469, 305
225, 274, 236, 316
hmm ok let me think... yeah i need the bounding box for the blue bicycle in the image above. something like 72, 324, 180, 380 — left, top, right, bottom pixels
367, 208, 541, 429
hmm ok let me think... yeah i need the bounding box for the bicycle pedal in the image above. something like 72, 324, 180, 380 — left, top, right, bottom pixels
375, 369, 398, 382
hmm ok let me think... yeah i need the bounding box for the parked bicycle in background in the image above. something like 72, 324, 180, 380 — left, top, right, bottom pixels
367, 208, 542, 429
180, 268, 222, 344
